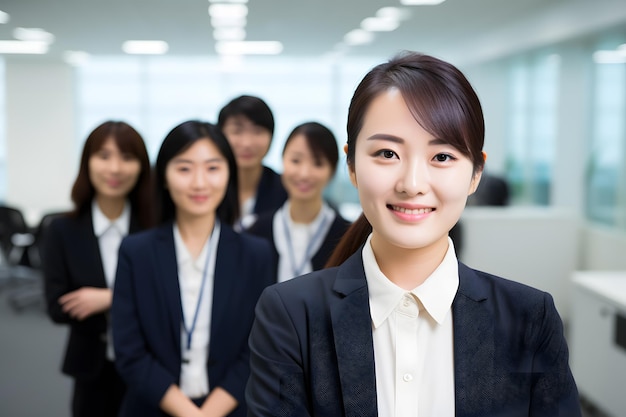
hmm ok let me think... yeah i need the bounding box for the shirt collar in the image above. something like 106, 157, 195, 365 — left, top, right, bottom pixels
92, 199, 131, 237
363, 234, 459, 328
173, 221, 221, 271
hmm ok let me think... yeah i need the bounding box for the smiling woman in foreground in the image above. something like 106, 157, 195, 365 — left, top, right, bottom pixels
245, 52, 581, 417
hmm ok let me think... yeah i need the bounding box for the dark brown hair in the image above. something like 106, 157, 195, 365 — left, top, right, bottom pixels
326, 51, 485, 267
70, 120, 154, 229
282, 121, 340, 175
155, 120, 239, 225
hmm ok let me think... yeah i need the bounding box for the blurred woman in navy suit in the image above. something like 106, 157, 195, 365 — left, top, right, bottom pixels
43, 120, 153, 417
112, 120, 274, 417
246, 121, 350, 282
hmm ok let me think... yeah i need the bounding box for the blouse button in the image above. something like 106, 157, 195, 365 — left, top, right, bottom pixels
403, 373, 413, 382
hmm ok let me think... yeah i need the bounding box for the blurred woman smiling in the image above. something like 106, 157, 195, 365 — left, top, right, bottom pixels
246, 121, 350, 283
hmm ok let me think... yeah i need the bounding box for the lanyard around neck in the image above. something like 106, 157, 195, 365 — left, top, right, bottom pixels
281, 206, 329, 278
181, 221, 219, 352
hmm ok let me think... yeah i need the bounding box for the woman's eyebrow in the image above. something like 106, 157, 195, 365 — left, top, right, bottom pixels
365, 133, 404, 143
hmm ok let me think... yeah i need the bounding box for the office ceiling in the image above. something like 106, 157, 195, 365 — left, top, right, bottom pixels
0, 0, 625, 65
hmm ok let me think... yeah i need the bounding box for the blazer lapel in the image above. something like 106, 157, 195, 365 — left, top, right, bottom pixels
331, 251, 378, 417
453, 262, 495, 416
210, 225, 238, 337
78, 210, 107, 288
153, 223, 183, 356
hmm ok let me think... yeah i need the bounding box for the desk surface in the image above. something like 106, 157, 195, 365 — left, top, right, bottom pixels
572, 271, 626, 308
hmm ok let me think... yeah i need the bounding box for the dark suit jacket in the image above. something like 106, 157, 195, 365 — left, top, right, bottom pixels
253, 166, 287, 216
246, 207, 351, 277
112, 222, 274, 417
246, 249, 581, 417
42, 209, 140, 380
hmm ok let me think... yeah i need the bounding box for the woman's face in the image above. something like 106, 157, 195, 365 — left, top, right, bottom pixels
350, 87, 481, 254
89, 137, 141, 201
221, 115, 271, 171
165, 138, 229, 220
281, 134, 333, 204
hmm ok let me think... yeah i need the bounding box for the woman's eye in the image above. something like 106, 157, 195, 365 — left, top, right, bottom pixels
434, 153, 453, 162
376, 150, 397, 159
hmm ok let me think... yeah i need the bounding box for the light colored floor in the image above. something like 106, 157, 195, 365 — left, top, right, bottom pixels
0, 279, 613, 417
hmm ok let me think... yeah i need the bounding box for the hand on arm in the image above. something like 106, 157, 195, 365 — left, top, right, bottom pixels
200, 387, 238, 417
58, 287, 112, 320
159, 385, 205, 417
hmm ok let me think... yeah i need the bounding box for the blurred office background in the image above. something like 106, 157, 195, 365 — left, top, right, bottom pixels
0, 0, 625, 416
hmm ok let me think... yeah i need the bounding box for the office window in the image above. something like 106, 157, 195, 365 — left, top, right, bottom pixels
586, 42, 626, 228
0, 57, 5, 200
75, 55, 379, 211
506, 53, 560, 205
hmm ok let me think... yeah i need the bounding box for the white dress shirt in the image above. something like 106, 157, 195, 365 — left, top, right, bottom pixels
174, 221, 220, 399
272, 201, 335, 282
363, 234, 459, 417
92, 199, 131, 361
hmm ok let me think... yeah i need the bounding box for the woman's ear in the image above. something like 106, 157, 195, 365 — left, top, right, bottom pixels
468, 151, 487, 195
345, 143, 358, 187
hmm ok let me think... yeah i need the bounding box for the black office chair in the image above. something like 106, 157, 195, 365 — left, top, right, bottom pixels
0, 205, 37, 292
5, 210, 66, 312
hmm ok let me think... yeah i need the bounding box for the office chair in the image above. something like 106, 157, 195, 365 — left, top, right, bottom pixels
0, 205, 37, 292
5, 211, 66, 312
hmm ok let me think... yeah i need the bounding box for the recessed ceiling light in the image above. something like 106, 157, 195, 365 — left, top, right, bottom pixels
122, 40, 169, 55
211, 16, 247, 27
215, 40, 283, 55
0, 10, 9, 24
400, 0, 445, 5
208, 4, 248, 18
0, 40, 48, 54
377, 7, 411, 21
344, 29, 374, 46
209, 0, 248, 3
13, 27, 55, 43
361, 17, 400, 32
213, 27, 246, 41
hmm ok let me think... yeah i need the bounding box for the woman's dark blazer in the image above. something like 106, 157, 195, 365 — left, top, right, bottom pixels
246, 207, 351, 277
246, 248, 582, 417
253, 166, 287, 216
111, 222, 274, 417
42, 209, 140, 380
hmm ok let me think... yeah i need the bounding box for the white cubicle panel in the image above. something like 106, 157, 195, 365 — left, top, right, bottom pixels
569, 271, 626, 417
460, 207, 581, 321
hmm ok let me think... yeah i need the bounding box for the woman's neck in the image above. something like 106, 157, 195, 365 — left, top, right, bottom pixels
238, 165, 264, 202
176, 212, 216, 259
95, 195, 125, 220
370, 234, 449, 290
289, 198, 323, 224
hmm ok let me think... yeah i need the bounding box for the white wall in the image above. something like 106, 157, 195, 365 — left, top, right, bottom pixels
5, 59, 77, 225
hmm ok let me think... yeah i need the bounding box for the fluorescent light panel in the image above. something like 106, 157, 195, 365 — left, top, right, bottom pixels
208, 4, 248, 18
344, 29, 374, 46
211, 16, 247, 27
214, 27, 246, 41
400, 0, 445, 4
0, 40, 48, 54
209, 0, 248, 3
13, 27, 55, 43
361, 16, 399, 32
215, 40, 282, 55
122, 40, 169, 54
0, 10, 9, 24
